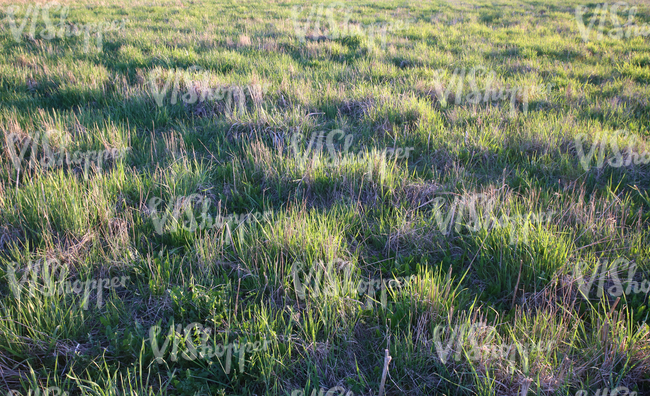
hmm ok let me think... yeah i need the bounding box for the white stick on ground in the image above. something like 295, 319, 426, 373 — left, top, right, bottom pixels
378, 349, 392, 396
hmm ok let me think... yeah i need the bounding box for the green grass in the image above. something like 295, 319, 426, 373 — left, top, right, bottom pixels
0, 0, 649, 394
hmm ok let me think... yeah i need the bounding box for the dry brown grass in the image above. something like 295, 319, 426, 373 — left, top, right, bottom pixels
238, 35, 252, 47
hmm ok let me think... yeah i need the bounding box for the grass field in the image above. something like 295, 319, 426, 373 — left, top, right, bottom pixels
1, 0, 650, 394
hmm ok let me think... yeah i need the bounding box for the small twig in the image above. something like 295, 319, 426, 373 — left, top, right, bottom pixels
520, 378, 532, 396
466, 233, 489, 273
512, 260, 523, 310
234, 278, 241, 318
378, 349, 392, 396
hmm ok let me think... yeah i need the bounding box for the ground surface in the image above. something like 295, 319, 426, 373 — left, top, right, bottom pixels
1, 0, 650, 395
